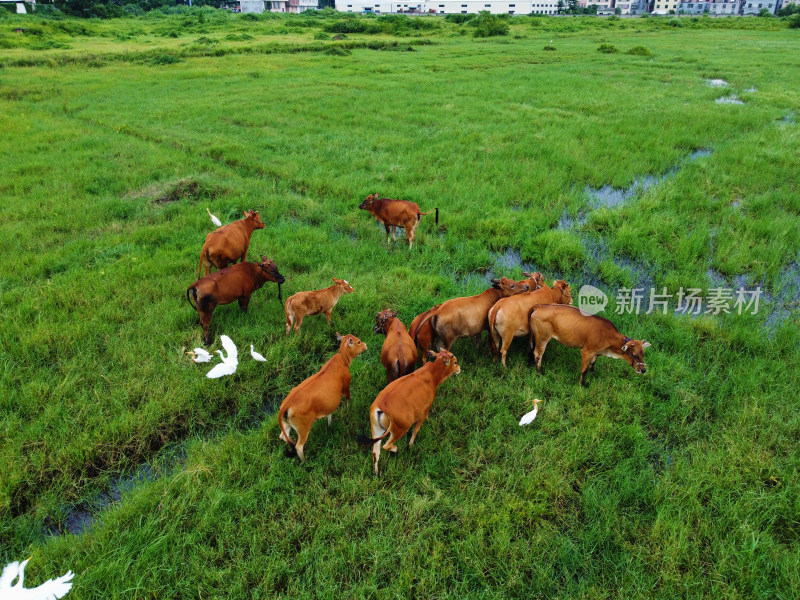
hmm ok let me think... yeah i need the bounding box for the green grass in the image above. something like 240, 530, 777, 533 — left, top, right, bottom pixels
1, 11, 799, 599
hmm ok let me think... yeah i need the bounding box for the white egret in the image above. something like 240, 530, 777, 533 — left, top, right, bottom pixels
519, 398, 541, 426
187, 348, 212, 363
250, 345, 267, 362
1, 558, 74, 600
206, 207, 222, 228
206, 335, 238, 379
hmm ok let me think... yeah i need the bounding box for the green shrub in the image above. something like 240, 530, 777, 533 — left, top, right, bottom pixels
445, 13, 475, 24
472, 11, 510, 37
314, 31, 331, 40
626, 45, 653, 56
324, 45, 351, 56
789, 13, 800, 27
668, 17, 683, 26
543, 44, 556, 51
597, 42, 618, 53
149, 53, 182, 65
324, 19, 366, 34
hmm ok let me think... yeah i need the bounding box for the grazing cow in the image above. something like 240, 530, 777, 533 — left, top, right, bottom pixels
358, 193, 438, 249
187, 256, 285, 345
284, 278, 354, 334
528, 304, 651, 386
364, 349, 460, 474
198, 210, 265, 277
374, 310, 418, 383
278, 333, 367, 462
489, 280, 573, 366
414, 277, 529, 352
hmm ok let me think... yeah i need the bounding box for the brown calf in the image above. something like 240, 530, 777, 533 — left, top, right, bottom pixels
374, 310, 418, 383
198, 210, 265, 277
414, 277, 530, 352
366, 349, 460, 474
187, 256, 285, 344
284, 278, 354, 334
528, 304, 651, 386
489, 280, 573, 366
358, 193, 438, 249
278, 333, 367, 462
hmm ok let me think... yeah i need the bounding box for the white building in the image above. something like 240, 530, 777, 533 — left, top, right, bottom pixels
337, 0, 560, 14
651, 0, 680, 13
741, 0, 779, 12
242, 0, 318, 12
706, 0, 740, 13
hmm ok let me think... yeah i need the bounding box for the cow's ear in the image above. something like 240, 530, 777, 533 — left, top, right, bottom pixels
391, 311, 398, 318
522, 271, 531, 278
442, 357, 450, 366
426, 350, 437, 360
622, 344, 629, 352
490, 278, 500, 285
348, 337, 354, 346
643, 341, 652, 349
336, 332, 343, 341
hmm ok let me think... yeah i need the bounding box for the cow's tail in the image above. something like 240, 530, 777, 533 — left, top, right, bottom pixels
420, 208, 439, 225
278, 405, 297, 457
356, 414, 392, 446
411, 309, 437, 343
489, 305, 500, 357
284, 298, 294, 334
396, 357, 406, 378
186, 286, 198, 311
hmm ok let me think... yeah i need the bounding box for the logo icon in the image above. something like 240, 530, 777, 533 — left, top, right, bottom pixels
578, 285, 608, 315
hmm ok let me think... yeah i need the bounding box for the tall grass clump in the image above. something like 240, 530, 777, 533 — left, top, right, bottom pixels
472, 11, 510, 37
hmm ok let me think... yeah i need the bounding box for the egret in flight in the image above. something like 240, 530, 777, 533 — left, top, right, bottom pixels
206, 208, 222, 228
206, 335, 238, 379
250, 345, 267, 362
1, 557, 74, 600
519, 398, 541, 426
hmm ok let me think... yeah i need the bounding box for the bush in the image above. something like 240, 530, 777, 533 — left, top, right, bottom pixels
314, 31, 331, 40
324, 19, 366, 34
324, 45, 351, 56
668, 17, 683, 26
597, 43, 618, 53
445, 14, 475, 24
543, 45, 556, 51
789, 13, 800, 27
757, 7, 772, 17
626, 45, 653, 56
472, 11, 510, 37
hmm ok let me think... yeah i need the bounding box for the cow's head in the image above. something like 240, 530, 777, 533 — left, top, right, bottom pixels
425, 349, 461, 380
490, 276, 530, 297
259, 255, 285, 301
244, 210, 266, 229
358, 193, 379, 211
333, 278, 354, 294
552, 280, 573, 305
336, 332, 368, 357
374, 309, 399, 334
522, 271, 545, 291
620, 338, 651, 374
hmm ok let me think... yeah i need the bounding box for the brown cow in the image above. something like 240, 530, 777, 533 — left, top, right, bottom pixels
358, 193, 438, 249
278, 333, 367, 462
198, 210, 265, 277
365, 349, 460, 474
407, 304, 441, 364
414, 277, 529, 352
528, 304, 651, 386
374, 310, 418, 383
187, 255, 285, 344
284, 278, 354, 334
489, 280, 573, 366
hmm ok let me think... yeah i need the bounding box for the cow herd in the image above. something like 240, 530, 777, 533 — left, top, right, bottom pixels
186, 196, 652, 474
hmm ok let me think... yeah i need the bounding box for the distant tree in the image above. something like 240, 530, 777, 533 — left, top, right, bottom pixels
557, 0, 565, 13
778, 3, 800, 16
614, 6, 621, 14
567, 0, 578, 12
586, 4, 598, 13
757, 7, 772, 16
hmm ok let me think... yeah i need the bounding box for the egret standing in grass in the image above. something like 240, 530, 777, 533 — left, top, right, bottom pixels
206, 207, 222, 228
187, 347, 212, 363
206, 335, 238, 378
250, 345, 267, 362
519, 398, 541, 426
1, 558, 74, 600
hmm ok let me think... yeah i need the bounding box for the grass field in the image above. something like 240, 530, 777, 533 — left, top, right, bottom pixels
1, 9, 799, 598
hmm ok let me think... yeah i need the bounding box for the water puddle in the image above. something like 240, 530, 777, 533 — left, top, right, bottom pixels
706, 79, 729, 88
779, 112, 796, 125
716, 95, 744, 105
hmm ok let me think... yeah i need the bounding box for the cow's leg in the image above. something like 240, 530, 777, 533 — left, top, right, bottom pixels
391, 226, 397, 242
324, 309, 333, 324
533, 337, 550, 375
241, 241, 250, 263
383, 426, 408, 454
580, 350, 594, 387
384, 224, 391, 245
408, 218, 420, 249
294, 420, 312, 463
327, 414, 332, 427
342, 380, 351, 404
279, 414, 295, 444
293, 314, 304, 333
238, 295, 251, 312
408, 412, 429, 447
589, 356, 598, 372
